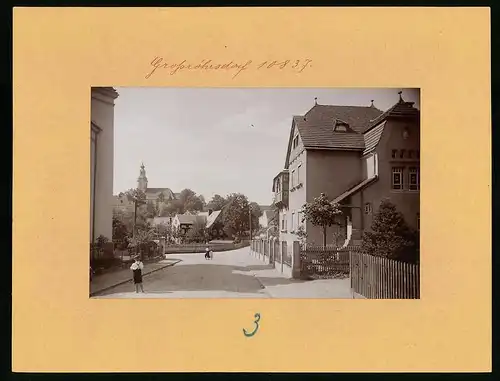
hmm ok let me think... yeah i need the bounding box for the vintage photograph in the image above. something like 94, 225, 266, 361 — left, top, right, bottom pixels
89, 87, 420, 299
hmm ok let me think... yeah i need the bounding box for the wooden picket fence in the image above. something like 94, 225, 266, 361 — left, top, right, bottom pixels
299, 245, 359, 279
350, 251, 420, 299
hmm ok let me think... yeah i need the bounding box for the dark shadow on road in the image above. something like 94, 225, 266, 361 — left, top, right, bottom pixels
233, 264, 275, 272
99, 262, 311, 296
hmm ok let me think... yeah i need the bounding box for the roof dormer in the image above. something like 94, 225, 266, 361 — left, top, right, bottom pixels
333, 118, 351, 132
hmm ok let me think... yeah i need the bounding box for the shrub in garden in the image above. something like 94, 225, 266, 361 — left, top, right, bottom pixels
362, 199, 419, 263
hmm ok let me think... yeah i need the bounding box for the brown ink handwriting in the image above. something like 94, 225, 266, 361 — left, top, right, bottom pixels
145, 57, 313, 79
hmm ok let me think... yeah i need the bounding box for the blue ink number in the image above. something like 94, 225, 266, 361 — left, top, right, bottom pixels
243, 313, 261, 337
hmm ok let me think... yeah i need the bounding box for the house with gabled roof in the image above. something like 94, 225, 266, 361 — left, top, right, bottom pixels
171, 208, 226, 243
272, 91, 420, 247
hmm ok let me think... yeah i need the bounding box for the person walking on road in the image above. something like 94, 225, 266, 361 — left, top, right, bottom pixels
130, 256, 145, 293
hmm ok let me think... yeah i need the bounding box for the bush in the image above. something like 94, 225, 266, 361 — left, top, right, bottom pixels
90, 256, 120, 272
362, 199, 419, 263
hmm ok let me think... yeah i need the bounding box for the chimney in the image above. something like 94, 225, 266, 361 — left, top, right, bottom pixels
370, 99, 375, 107
398, 90, 404, 103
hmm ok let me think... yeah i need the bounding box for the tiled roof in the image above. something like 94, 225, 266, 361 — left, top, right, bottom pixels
206, 210, 222, 228
304, 104, 384, 133
332, 176, 378, 204
289, 104, 383, 152
195, 215, 207, 224
175, 214, 205, 225
294, 116, 366, 150
290, 100, 418, 155
364, 100, 419, 133
146, 187, 174, 196
363, 121, 387, 155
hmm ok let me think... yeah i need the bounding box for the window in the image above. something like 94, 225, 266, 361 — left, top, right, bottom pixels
391, 149, 397, 159
364, 203, 372, 214
293, 135, 299, 149
335, 125, 347, 132
291, 212, 295, 231
298, 211, 303, 227
281, 214, 286, 231
392, 167, 403, 190
297, 164, 301, 185
408, 150, 414, 159
409, 167, 420, 191
400, 149, 406, 159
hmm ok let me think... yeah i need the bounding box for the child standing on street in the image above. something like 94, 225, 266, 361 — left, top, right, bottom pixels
130, 257, 145, 293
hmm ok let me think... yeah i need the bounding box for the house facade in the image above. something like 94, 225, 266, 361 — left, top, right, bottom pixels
273, 92, 420, 248
170, 209, 224, 243
90, 87, 119, 244
258, 210, 274, 229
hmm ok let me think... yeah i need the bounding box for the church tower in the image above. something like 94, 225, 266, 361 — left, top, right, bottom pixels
137, 162, 148, 192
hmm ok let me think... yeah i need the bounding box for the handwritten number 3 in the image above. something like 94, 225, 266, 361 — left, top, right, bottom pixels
243, 313, 261, 337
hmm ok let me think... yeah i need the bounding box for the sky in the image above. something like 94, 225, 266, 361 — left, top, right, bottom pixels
113, 88, 420, 205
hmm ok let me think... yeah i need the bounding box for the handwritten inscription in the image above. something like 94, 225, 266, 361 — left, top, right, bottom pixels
145, 57, 312, 79
243, 313, 261, 337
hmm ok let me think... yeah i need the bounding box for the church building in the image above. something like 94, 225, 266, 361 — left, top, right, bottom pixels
113, 163, 177, 211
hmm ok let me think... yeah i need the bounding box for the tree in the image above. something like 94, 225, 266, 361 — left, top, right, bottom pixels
222, 193, 251, 239
178, 188, 204, 213
199, 194, 206, 208
146, 200, 157, 218
301, 193, 343, 247
249, 202, 262, 232
207, 194, 227, 211
207, 220, 225, 240
122, 188, 151, 238
159, 199, 182, 216
362, 199, 419, 263
157, 192, 165, 203
124, 188, 146, 203
113, 207, 148, 235
112, 215, 130, 248
295, 225, 307, 245
130, 225, 157, 260
156, 222, 175, 244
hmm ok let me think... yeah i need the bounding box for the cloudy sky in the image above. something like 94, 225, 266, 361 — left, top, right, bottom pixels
113, 87, 420, 205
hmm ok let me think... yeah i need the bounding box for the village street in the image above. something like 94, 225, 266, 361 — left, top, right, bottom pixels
94, 246, 354, 299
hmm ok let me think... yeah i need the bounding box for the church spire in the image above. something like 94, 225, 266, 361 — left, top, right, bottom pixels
137, 162, 148, 191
